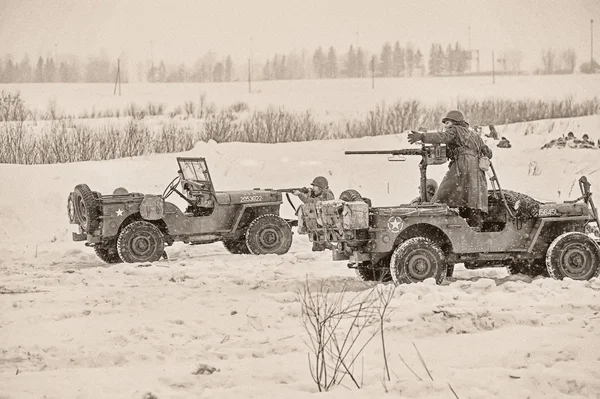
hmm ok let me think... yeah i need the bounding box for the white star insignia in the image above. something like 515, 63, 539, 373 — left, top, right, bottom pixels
116, 208, 124, 217
387, 217, 403, 232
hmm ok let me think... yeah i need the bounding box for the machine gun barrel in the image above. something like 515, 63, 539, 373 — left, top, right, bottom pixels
345, 149, 423, 156
272, 187, 310, 194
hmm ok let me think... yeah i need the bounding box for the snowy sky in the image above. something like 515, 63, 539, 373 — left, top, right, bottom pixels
0, 0, 598, 70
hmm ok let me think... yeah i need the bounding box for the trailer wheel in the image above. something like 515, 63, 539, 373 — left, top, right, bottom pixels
94, 240, 122, 264
223, 238, 251, 254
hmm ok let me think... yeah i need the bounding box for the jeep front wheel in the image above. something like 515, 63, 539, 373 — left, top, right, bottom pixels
94, 240, 122, 264
390, 237, 447, 285
117, 221, 165, 263
245, 214, 293, 255
546, 232, 600, 280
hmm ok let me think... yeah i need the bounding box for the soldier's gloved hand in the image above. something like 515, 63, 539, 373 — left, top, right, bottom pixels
293, 190, 302, 196
408, 131, 423, 144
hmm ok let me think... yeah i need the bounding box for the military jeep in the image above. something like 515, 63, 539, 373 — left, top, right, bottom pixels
298, 144, 600, 284
67, 157, 294, 263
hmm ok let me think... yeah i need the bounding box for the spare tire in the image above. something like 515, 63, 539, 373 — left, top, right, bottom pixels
339, 189, 372, 206
73, 184, 100, 233
339, 189, 363, 202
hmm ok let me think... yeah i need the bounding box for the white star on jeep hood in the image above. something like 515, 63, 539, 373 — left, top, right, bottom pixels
116, 208, 124, 217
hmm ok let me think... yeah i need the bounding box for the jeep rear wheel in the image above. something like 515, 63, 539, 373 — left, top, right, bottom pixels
245, 214, 293, 255
223, 238, 251, 254
546, 232, 600, 280
117, 221, 165, 263
94, 240, 122, 264
73, 184, 100, 233
390, 237, 447, 285
356, 256, 392, 283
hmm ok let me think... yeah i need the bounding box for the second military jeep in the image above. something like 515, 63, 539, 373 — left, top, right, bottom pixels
67, 157, 294, 263
298, 144, 600, 284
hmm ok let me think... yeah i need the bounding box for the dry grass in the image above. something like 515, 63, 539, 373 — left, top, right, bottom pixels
2, 89, 600, 165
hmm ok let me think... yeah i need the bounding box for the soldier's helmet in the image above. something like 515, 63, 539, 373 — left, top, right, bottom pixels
567, 132, 575, 138
442, 110, 466, 124
583, 134, 589, 140
311, 176, 329, 190
426, 179, 438, 191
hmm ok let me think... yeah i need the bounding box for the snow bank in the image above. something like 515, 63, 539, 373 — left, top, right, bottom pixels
1, 113, 600, 398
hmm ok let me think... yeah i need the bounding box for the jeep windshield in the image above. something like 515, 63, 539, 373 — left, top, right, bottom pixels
178, 158, 209, 182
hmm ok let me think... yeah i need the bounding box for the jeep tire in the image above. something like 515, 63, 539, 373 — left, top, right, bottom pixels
355, 256, 392, 283
73, 184, 100, 233
545, 232, 600, 280
223, 237, 251, 254
94, 240, 122, 264
390, 237, 447, 285
117, 221, 165, 263
506, 259, 548, 278
245, 214, 293, 255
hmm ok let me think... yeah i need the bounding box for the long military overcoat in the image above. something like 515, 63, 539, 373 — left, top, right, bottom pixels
421, 125, 493, 212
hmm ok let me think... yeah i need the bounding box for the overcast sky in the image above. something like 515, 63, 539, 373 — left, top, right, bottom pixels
0, 0, 598, 70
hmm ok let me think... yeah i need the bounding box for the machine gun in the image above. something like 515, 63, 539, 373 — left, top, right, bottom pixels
270, 187, 311, 213
345, 144, 447, 203
273, 187, 311, 194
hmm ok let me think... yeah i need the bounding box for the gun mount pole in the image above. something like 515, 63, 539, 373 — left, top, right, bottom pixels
419, 145, 428, 203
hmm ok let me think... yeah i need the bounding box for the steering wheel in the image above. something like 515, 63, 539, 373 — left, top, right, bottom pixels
162, 176, 181, 199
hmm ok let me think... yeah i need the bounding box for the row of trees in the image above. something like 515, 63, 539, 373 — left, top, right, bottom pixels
0, 42, 592, 84
0, 55, 125, 83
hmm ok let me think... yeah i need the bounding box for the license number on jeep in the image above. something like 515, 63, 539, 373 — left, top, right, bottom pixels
241, 195, 263, 203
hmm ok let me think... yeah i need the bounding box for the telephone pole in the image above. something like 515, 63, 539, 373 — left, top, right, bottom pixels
592, 19, 595, 73
113, 58, 121, 95
248, 36, 253, 93
492, 51, 495, 84
371, 55, 375, 89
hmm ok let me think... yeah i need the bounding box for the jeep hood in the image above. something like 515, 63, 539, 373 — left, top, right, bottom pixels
215, 190, 282, 205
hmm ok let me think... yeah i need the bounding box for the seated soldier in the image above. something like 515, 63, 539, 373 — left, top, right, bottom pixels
410, 179, 438, 205
497, 136, 512, 148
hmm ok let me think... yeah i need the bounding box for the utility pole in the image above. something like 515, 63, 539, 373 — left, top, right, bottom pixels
592, 19, 595, 73
492, 51, 495, 84
371, 55, 375, 89
468, 25, 472, 72
248, 36, 253, 93
113, 58, 121, 95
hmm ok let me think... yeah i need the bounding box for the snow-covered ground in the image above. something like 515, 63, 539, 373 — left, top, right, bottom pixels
4, 74, 600, 120
2, 114, 600, 398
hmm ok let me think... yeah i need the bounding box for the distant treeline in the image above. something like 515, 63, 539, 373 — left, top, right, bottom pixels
0, 41, 594, 84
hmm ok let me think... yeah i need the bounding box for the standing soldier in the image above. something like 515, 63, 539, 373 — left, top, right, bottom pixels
294, 176, 335, 251
408, 110, 493, 231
